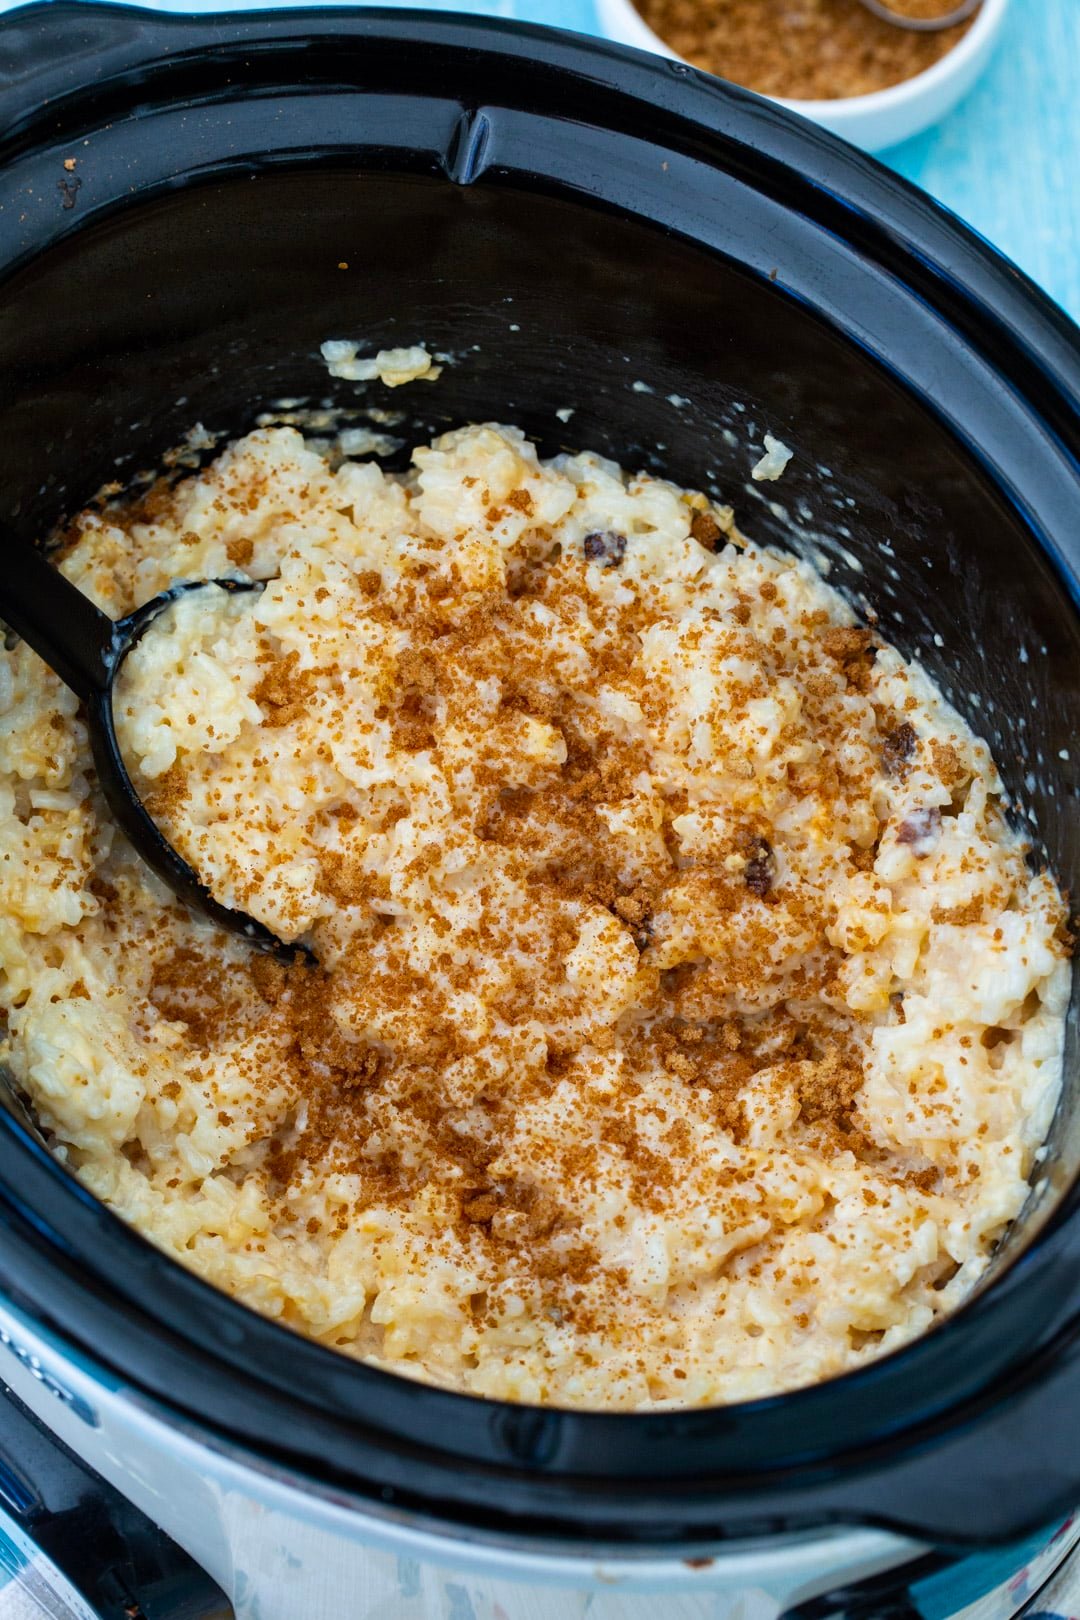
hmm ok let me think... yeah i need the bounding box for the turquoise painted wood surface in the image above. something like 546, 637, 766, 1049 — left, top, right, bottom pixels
9, 0, 1080, 321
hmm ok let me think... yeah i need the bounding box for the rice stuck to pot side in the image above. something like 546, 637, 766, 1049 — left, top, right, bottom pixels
0, 422, 1069, 1409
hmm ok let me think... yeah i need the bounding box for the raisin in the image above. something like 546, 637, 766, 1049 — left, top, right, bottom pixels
882, 722, 918, 775
743, 837, 775, 898
582, 530, 627, 568
896, 807, 941, 850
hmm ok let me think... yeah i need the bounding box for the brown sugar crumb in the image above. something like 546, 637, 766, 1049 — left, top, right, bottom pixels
253, 650, 317, 727
226, 536, 255, 568
534, 1242, 597, 1288
635, 0, 975, 102
665, 1050, 698, 1082
822, 626, 876, 691
506, 489, 534, 515
719, 1020, 742, 1051
390, 710, 435, 754
930, 739, 968, 789
690, 509, 723, 551
316, 851, 372, 907
804, 671, 834, 699
612, 886, 654, 949
355, 570, 382, 597
149, 946, 256, 1052
143, 761, 191, 824
613, 889, 649, 925
249, 953, 289, 1005
882, 722, 918, 776
791, 1044, 865, 1136
932, 898, 984, 927
604, 1116, 638, 1150
337, 1048, 382, 1090
396, 647, 437, 694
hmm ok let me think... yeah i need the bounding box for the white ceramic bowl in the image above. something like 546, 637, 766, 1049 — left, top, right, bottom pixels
595, 0, 1010, 152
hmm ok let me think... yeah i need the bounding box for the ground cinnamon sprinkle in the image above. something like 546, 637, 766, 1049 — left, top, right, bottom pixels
131, 487, 973, 1294
634, 0, 976, 101
26, 417, 1067, 1411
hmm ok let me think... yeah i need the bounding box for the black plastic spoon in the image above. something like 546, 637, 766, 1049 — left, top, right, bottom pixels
1, 543, 303, 960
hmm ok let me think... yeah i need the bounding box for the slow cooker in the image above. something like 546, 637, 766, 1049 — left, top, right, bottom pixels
1, 6, 1080, 1617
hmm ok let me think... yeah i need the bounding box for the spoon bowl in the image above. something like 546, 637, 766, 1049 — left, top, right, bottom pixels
1, 545, 306, 961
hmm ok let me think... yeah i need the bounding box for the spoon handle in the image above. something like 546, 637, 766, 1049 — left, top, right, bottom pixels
0, 541, 117, 700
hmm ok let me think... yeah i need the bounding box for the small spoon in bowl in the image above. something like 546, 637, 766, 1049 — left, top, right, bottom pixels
855, 0, 982, 28
0, 541, 306, 961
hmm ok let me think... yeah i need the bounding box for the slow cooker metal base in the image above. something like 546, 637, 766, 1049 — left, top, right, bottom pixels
0, 1296, 1074, 1620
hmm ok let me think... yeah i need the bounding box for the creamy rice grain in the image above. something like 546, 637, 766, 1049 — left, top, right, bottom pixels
0, 422, 1069, 1408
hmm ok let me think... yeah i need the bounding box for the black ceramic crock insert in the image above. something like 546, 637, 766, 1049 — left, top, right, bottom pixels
0, 2, 1078, 1553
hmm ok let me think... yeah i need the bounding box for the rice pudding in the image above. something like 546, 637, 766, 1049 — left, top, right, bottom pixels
0, 421, 1068, 1408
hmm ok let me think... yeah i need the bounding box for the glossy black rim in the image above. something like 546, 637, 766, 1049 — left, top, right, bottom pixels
0, 1, 1079, 1551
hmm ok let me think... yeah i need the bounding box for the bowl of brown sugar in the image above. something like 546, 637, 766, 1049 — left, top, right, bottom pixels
595, 0, 1010, 150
